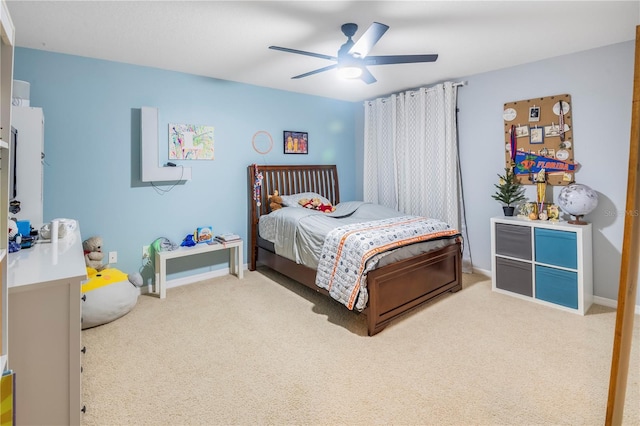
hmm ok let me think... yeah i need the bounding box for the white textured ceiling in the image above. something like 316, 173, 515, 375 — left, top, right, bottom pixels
6, 1, 640, 102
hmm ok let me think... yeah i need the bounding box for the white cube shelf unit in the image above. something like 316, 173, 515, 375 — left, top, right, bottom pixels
490, 216, 593, 315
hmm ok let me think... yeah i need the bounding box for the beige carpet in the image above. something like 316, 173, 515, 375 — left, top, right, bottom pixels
81, 269, 639, 425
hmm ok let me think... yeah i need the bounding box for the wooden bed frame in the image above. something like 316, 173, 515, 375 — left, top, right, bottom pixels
247, 164, 462, 336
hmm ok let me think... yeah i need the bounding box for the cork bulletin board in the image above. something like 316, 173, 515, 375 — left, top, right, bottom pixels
503, 93, 574, 186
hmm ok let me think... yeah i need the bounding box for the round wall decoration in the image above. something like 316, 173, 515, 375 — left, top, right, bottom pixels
503, 108, 517, 121
252, 131, 273, 154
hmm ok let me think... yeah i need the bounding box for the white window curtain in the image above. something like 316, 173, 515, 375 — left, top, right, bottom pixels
363, 81, 472, 272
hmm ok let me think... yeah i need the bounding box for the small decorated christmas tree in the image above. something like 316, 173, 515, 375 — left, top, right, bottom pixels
492, 167, 526, 214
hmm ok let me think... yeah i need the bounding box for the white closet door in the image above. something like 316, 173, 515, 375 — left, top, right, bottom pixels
11, 106, 44, 227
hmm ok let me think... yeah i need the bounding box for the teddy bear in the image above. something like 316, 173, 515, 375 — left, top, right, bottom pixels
299, 197, 335, 213
298, 197, 319, 209
268, 190, 283, 211
83, 236, 108, 271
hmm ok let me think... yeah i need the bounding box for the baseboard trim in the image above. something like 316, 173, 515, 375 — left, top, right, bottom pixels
140, 264, 247, 295
481, 268, 639, 314
472, 267, 491, 277
142, 264, 640, 314
593, 296, 640, 315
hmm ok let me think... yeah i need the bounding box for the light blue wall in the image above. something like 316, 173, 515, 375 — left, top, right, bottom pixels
14, 48, 358, 281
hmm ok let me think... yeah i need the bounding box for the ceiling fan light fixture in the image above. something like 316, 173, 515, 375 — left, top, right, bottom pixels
270, 22, 437, 85
337, 65, 363, 79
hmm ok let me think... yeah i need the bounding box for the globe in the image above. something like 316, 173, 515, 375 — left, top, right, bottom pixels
557, 183, 598, 225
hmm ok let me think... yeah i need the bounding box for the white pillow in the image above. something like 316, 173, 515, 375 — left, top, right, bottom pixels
280, 192, 331, 207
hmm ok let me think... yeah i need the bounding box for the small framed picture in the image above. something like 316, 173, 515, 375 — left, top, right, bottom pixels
529, 106, 540, 122
530, 127, 544, 144
515, 125, 529, 138
284, 131, 308, 154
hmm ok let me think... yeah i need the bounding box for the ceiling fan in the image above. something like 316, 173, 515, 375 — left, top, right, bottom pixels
269, 22, 438, 84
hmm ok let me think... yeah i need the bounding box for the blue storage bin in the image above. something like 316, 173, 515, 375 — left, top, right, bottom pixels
535, 228, 577, 269
535, 265, 578, 309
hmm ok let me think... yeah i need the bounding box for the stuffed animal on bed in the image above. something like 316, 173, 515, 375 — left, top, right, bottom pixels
317, 203, 336, 213
299, 197, 335, 213
298, 197, 319, 209
83, 236, 108, 271
269, 190, 283, 211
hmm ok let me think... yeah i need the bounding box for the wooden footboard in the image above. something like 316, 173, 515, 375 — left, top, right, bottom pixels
247, 164, 463, 336
366, 243, 462, 335
257, 240, 462, 336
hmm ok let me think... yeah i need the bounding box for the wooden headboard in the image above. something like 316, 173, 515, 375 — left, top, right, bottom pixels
247, 164, 340, 269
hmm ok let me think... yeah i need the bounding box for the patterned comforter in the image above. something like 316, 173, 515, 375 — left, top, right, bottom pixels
258, 201, 460, 311
315, 216, 460, 311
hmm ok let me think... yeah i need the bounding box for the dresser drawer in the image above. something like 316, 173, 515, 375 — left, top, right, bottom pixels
535, 265, 578, 309
495, 223, 531, 260
535, 228, 577, 269
496, 257, 532, 297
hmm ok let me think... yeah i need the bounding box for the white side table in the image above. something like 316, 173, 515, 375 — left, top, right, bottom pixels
152, 239, 243, 299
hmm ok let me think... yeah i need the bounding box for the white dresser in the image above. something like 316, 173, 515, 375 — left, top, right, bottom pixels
7, 226, 87, 425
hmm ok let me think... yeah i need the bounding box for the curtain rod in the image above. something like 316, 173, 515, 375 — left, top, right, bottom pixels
364, 80, 467, 103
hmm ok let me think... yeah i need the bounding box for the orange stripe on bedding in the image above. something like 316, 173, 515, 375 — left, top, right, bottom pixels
325, 216, 427, 292
345, 228, 459, 309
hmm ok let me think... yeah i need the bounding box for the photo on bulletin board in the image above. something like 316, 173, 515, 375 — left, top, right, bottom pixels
515, 125, 529, 138
530, 127, 544, 144
539, 148, 555, 158
544, 123, 561, 138
529, 106, 540, 122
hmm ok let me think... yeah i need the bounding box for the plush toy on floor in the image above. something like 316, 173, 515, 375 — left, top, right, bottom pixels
81, 267, 143, 329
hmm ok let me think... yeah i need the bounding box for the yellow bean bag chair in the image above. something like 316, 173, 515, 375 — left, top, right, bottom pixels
81, 267, 140, 329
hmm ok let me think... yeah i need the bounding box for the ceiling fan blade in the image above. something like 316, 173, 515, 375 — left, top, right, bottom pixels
269, 46, 336, 61
348, 22, 389, 58
365, 54, 438, 65
291, 64, 338, 79
360, 67, 377, 85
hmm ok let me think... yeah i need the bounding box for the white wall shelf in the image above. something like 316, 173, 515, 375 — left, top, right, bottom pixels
141, 106, 191, 182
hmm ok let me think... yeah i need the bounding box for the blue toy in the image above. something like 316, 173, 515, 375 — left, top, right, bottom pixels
180, 234, 196, 247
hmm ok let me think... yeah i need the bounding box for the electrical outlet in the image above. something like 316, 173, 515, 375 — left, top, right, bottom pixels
142, 245, 150, 260
108, 251, 117, 264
